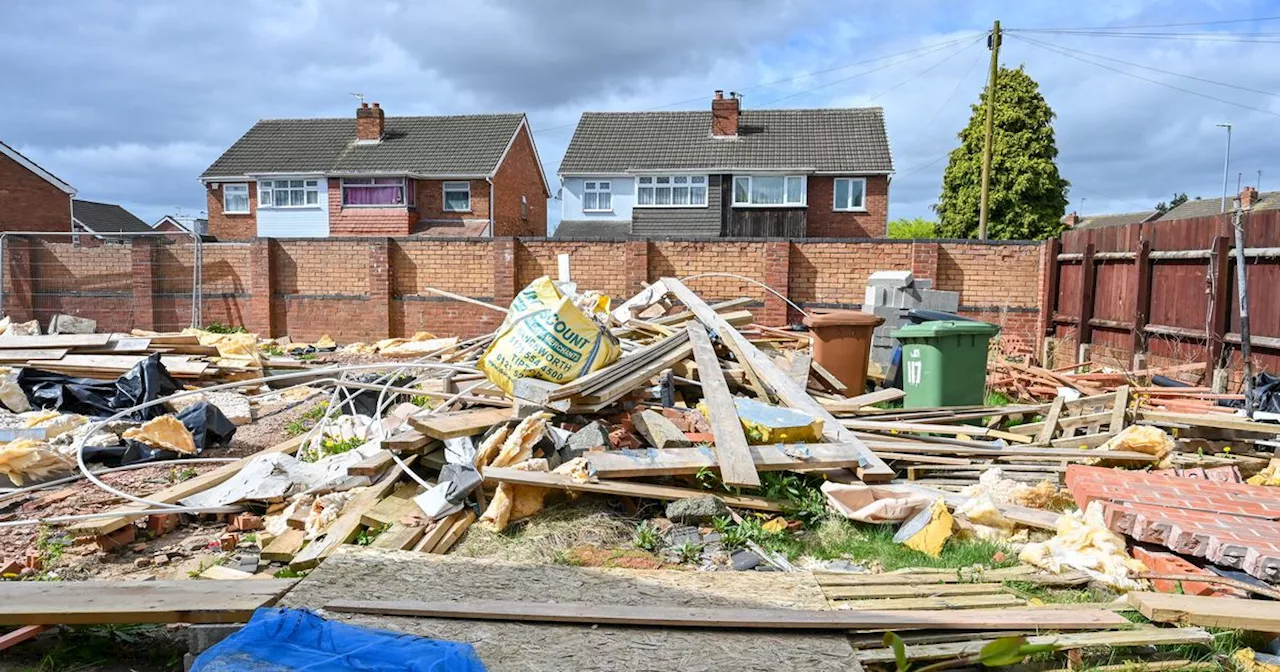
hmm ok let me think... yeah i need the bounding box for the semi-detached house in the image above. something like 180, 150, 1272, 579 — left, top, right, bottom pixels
555, 91, 893, 239
200, 103, 550, 239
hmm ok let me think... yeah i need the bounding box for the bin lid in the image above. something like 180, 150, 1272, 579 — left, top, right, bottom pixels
906, 308, 977, 324
802, 310, 885, 328
891, 320, 1000, 339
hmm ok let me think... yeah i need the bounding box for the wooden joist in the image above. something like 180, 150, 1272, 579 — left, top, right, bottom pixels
663, 277, 894, 482
685, 324, 759, 487
324, 598, 1130, 631
855, 627, 1211, 664
0, 580, 296, 625
410, 407, 512, 440
482, 466, 787, 511
821, 583, 1008, 600
585, 442, 878, 478
290, 455, 418, 570
835, 594, 1026, 610
1128, 591, 1280, 631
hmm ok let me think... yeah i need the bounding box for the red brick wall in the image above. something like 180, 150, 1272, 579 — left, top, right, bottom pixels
805, 175, 889, 238
1, 236, 1049, 351
491, 125, 548, 237
0, 152, 71, 232
206, 181, 257, 239
415, 178, 490, 226
328, 178, 413, 236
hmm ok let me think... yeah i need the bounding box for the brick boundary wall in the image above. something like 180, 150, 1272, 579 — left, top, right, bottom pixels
1, 236, 1047, 351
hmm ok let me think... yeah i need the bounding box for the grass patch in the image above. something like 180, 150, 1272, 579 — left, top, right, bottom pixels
273, 567, 308, 579
1003, 580, 1096, 605
798, 518, 1016, 571
453, 499, 635, 564
985, 389, 1013, 407
203, 322, 246, 334
354, 523, 390, 546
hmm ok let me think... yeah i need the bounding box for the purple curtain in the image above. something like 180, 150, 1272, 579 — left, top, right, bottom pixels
344, 186, 403, 205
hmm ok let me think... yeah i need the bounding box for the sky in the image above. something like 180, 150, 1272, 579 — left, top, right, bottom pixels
3, 0, 1279, 231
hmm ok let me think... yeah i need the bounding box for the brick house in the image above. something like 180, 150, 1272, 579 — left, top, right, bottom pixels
555, 92, 893, 239
71, 199, 155, 236
199, 103, 550, 240
0, 140, 76, 232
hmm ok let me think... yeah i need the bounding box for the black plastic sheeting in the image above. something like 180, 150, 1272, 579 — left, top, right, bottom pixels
16, 353, 238, 467
1247, 372, 1280, 414
16, 353, 180, 421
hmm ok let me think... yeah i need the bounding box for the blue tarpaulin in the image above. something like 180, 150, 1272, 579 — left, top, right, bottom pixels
192, 608, 486, 671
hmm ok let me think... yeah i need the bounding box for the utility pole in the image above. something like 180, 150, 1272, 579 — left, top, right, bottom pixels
1216, 122, 1232, 213
977, 20, 1002, 240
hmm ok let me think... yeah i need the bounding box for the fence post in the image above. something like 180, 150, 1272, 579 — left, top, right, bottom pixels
367, 238, 393, 340
763, 240, 792, 326
1040, 238, 1060, 337
492, 238, 518, 306
1206, 235, 1232, 370
1130, 239, 1151, 359
1076, 242, 1096, 363
130, 238, 157, 332
248, 238, 274, 337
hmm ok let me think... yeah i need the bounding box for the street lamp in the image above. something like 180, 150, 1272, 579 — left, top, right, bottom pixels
1216, 123, 1232, 213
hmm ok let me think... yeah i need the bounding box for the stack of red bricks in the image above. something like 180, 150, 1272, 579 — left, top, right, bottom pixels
1067, 464, 1280, 582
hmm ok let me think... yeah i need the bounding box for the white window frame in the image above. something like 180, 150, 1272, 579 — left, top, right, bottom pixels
442, 181, 471, 212
258, 178, 320, 209
222, 183, 250, 215
340, 177, 406, 208
732, 175, 807, 207
635, 174, 709, 208
833, 177, 868, 212
582, 180, 613, 213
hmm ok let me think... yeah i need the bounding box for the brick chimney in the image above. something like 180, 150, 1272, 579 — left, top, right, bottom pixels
1064, 212, 1080, 228
711, 90, 740, 138
356, 102, 385, 142
1240, 185, 1258, 210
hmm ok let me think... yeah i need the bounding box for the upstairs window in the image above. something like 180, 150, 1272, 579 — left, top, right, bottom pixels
223, 184, 250, 214
342, 177, 405, 206
582, 180, 612, 212
259, 179, 319, 208
443, 181, 471, 212
732, 175, 805, 206
637, 175, 707, 207
834, 177, 867, 211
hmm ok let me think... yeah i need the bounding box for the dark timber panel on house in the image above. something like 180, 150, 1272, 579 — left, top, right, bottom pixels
631, 175, 723, 237
724, 207, 807, 237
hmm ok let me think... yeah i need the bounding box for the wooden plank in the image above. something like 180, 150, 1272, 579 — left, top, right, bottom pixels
586, 442, 878, 478
27, 354, 209, 377
413, 511, 464, 552
836, 594, 1025, 610
717, 324, 771, 400
410, 408, 512, 440
360, 483, 422, 528
1138, 410, 1280, 436
809, 358, 848, 392
1036, 395, 1066, 444
0, 348, 68, 362
0, 333, 112, 349
78, 337, 152, 354
822, 583, 1008, 600
863, 441, 1155, 464
370, 522, 427, 551
1128, 591, 1280, 631
855, 627, 1211, 664
324, 599, 1129, 631
290, 456, 417, 570
68, 435, 306, 537
0, 624, 45, 652
685, 324, 759, 487
198, 565, 259, 580
664, 277, 894, 482
819, 388, 905, 413
843, 418, 1033, 444
0, 580, 296, 625
483, 466, 787, 511
426, 509, 475, 554
260, 529, 306, 562
1110, 385, 1129, 432
347, 450, 395, 478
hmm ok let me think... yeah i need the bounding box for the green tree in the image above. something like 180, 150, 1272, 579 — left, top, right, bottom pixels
886, 218, 937, 239
1154, 192, 1188, 214
934, 65, 1070, 240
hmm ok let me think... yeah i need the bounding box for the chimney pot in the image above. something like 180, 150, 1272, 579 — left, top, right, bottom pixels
356, 101, 386, 142
372, 102, 380, 109
1065, 212, 1080, 227
711, 90, 740, 138
361, 102, 369, 108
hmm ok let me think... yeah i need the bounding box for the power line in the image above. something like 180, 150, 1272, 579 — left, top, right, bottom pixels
1012, 16, 1280, 31
1013, 34, 1280, 99
755, 36, 983, 108
1008, 34, 1280, 118
922, 40, 986, 126
866, 38, 982, 102
531, 34, 981, 134
1006, 29, 1280, 44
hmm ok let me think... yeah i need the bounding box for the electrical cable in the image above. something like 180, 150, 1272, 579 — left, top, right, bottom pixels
1007, 34, 1280, 118
679, 273, 809, 318
1011, 16, 1280, 31
0, 457, 241, 503
534, 34, 983, 134
1012, 33, 1280, 98
1005, 30, 1280, 44
865, 37, 982, 103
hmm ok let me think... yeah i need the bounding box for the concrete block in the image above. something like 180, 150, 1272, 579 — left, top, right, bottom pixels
914, 278, 933, 290
918, 289, 960, 313
867, 270, 914, 289
863, 286, 886, 308
48, 313, 96, 335
631, 410, 691, 449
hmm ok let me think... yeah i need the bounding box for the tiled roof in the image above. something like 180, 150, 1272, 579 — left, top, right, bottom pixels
559, 108, 893, 174
1157, 191, 1280, 221
552, 220, 634, 239
72, 200, 153, 234
1070, 210, 1159, 230
201, 114, 526, 179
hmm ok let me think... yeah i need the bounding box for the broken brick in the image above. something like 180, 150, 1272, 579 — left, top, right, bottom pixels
94, 525, 137, 553
219, 533, 239, 552
232, 514, 263, 532
146, 514, 179, 536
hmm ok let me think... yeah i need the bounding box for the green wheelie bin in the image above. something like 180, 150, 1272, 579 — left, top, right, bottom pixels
890, 320, 1000, 408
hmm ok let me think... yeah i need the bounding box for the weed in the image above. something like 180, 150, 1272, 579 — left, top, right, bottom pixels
984, 390, 1013, 407
302, 402, 329, 421
35, 525, 70, 567
273, 567, 308, 579
410, 394, 437, 408
284, 419, 309, 437
299, 436, 365, 463
710, 516, 733, 534
354, 523, 390, 546
758, 471, 828, 527
801, 518, 1016, 571
260, 343, 284, 357
241, 532, 257, 544
632, 521, 662, 552
203, 322, 246, 334
297, 353, 317, 361
674, 540, 703, 564
168, 466, 198, 483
